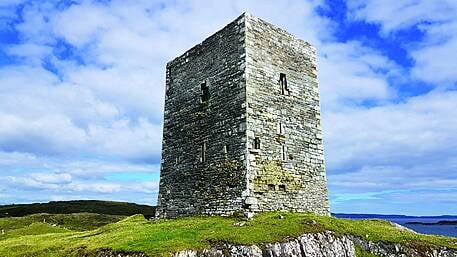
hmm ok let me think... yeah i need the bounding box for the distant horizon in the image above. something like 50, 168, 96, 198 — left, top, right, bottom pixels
2, 199, 457, 218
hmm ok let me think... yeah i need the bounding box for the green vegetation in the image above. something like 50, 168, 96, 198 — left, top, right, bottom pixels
0, 213, 125, 232
1, 212, 457, 257
0, 200, 156, 218
355, 246, 380, 257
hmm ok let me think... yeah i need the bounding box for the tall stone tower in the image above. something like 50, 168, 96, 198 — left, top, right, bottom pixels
157, 13, 329, 217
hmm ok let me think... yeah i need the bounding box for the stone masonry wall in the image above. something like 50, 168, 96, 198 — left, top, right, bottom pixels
156, 14, 247, 217
243, 14, 330, 215
157, 13, 329, 217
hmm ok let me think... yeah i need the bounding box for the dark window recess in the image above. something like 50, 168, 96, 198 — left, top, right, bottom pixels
279, 185, 286, 191
281, 145, 286, 161
268, 184, 275, 191
278, 122, 285, 135
228, 183, 236, 189
200, 142, 206, 162
200, 81, 210, 102
254, 137, 261, 149
279, 73, 289, 95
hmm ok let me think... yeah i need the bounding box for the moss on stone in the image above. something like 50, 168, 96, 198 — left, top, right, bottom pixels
253, 160, 302, 192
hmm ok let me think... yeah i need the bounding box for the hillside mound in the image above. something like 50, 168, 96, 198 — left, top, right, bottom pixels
1, 212, 457, 257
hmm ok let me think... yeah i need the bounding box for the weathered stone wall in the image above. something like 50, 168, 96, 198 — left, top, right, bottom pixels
157, 13, 329, 217
243, 14, 329, 215
156, 14, 247, 217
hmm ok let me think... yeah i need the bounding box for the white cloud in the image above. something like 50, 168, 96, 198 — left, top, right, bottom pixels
324, 90, 457, 171
411, 23, 457, 85
318, 41, 399, 109
347, 0, 457, 33
347, 0, 457, 86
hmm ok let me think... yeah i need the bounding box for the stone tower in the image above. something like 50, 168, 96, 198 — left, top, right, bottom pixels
157, 13, 329, 217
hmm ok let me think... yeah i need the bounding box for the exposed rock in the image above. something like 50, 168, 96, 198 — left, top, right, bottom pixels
95, 232, 457, 257
351, 236, 457, 257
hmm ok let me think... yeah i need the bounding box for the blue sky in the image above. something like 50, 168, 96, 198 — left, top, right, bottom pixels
0, 0, 457, 215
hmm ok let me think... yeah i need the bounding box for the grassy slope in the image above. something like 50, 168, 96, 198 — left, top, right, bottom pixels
1, 212, 457, 257
0, 213, 126, 232
0, 200, 156, 218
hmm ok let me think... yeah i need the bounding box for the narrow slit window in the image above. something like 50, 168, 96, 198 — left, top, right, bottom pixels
281, 145, 286, 161
278, 122, 285, 135
254, 137, 261, 149
279, 73, 289, 95
200, 81, 209, 102
200, 142, 206, 162
223, 145, 228, 155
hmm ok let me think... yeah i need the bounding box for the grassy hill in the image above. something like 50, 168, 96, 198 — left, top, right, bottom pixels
1, 212, 457, 257
0, 200, 156, 218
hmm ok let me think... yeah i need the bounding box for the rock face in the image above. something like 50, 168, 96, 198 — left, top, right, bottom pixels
95, 231, 457, 257
351, 236, 457, 257
157, 11, 329, 218
173, 232, 355, 257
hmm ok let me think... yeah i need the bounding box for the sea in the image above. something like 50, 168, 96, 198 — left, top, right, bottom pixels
333, 214, 457, 238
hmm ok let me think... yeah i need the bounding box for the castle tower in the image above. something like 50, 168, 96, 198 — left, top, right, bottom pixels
157, 13, 329, 217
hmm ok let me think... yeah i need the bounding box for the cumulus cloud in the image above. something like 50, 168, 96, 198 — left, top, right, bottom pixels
347, 0, 457, 86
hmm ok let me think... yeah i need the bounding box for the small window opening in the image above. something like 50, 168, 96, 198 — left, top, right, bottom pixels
278, 122, 285, 135
268, 184, 275, 191
223, 145, 228, 155
175, 157, 179, 165
279, 185, 286, 191
279, 73, 289, 95
281, 145, 286, 161
200, 81, 209, 102
200, 142, 206, 162
254, 137, 261, 149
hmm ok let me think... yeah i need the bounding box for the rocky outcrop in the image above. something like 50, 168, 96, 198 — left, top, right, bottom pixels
351, 236, 457, 257
95, 231, 457, 257
174, 232, 354, 257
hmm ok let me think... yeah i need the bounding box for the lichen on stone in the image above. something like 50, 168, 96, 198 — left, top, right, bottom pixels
253, 160, 302, 192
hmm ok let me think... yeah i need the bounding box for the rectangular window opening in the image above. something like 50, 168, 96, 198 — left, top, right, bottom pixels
223, 145, 228, 155
200, 142, 206, 162
279, 185, 286, 191
278, 122, 285, 135
200, 81, 209, 102
279, 73, 289, 95
268, 184, 275, 191
281, 145, 286, 161
254, 137, 261, 149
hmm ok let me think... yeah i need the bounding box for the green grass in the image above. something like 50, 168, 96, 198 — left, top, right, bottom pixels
0, 213, 126, 231
355, 246, 380, 257
0, 212, 456, 257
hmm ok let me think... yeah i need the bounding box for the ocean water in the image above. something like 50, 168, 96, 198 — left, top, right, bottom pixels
389, 217, 457, 238
333, 214, 457, 238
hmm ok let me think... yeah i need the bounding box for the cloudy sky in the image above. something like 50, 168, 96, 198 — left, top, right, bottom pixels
0, 0, 456, 215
